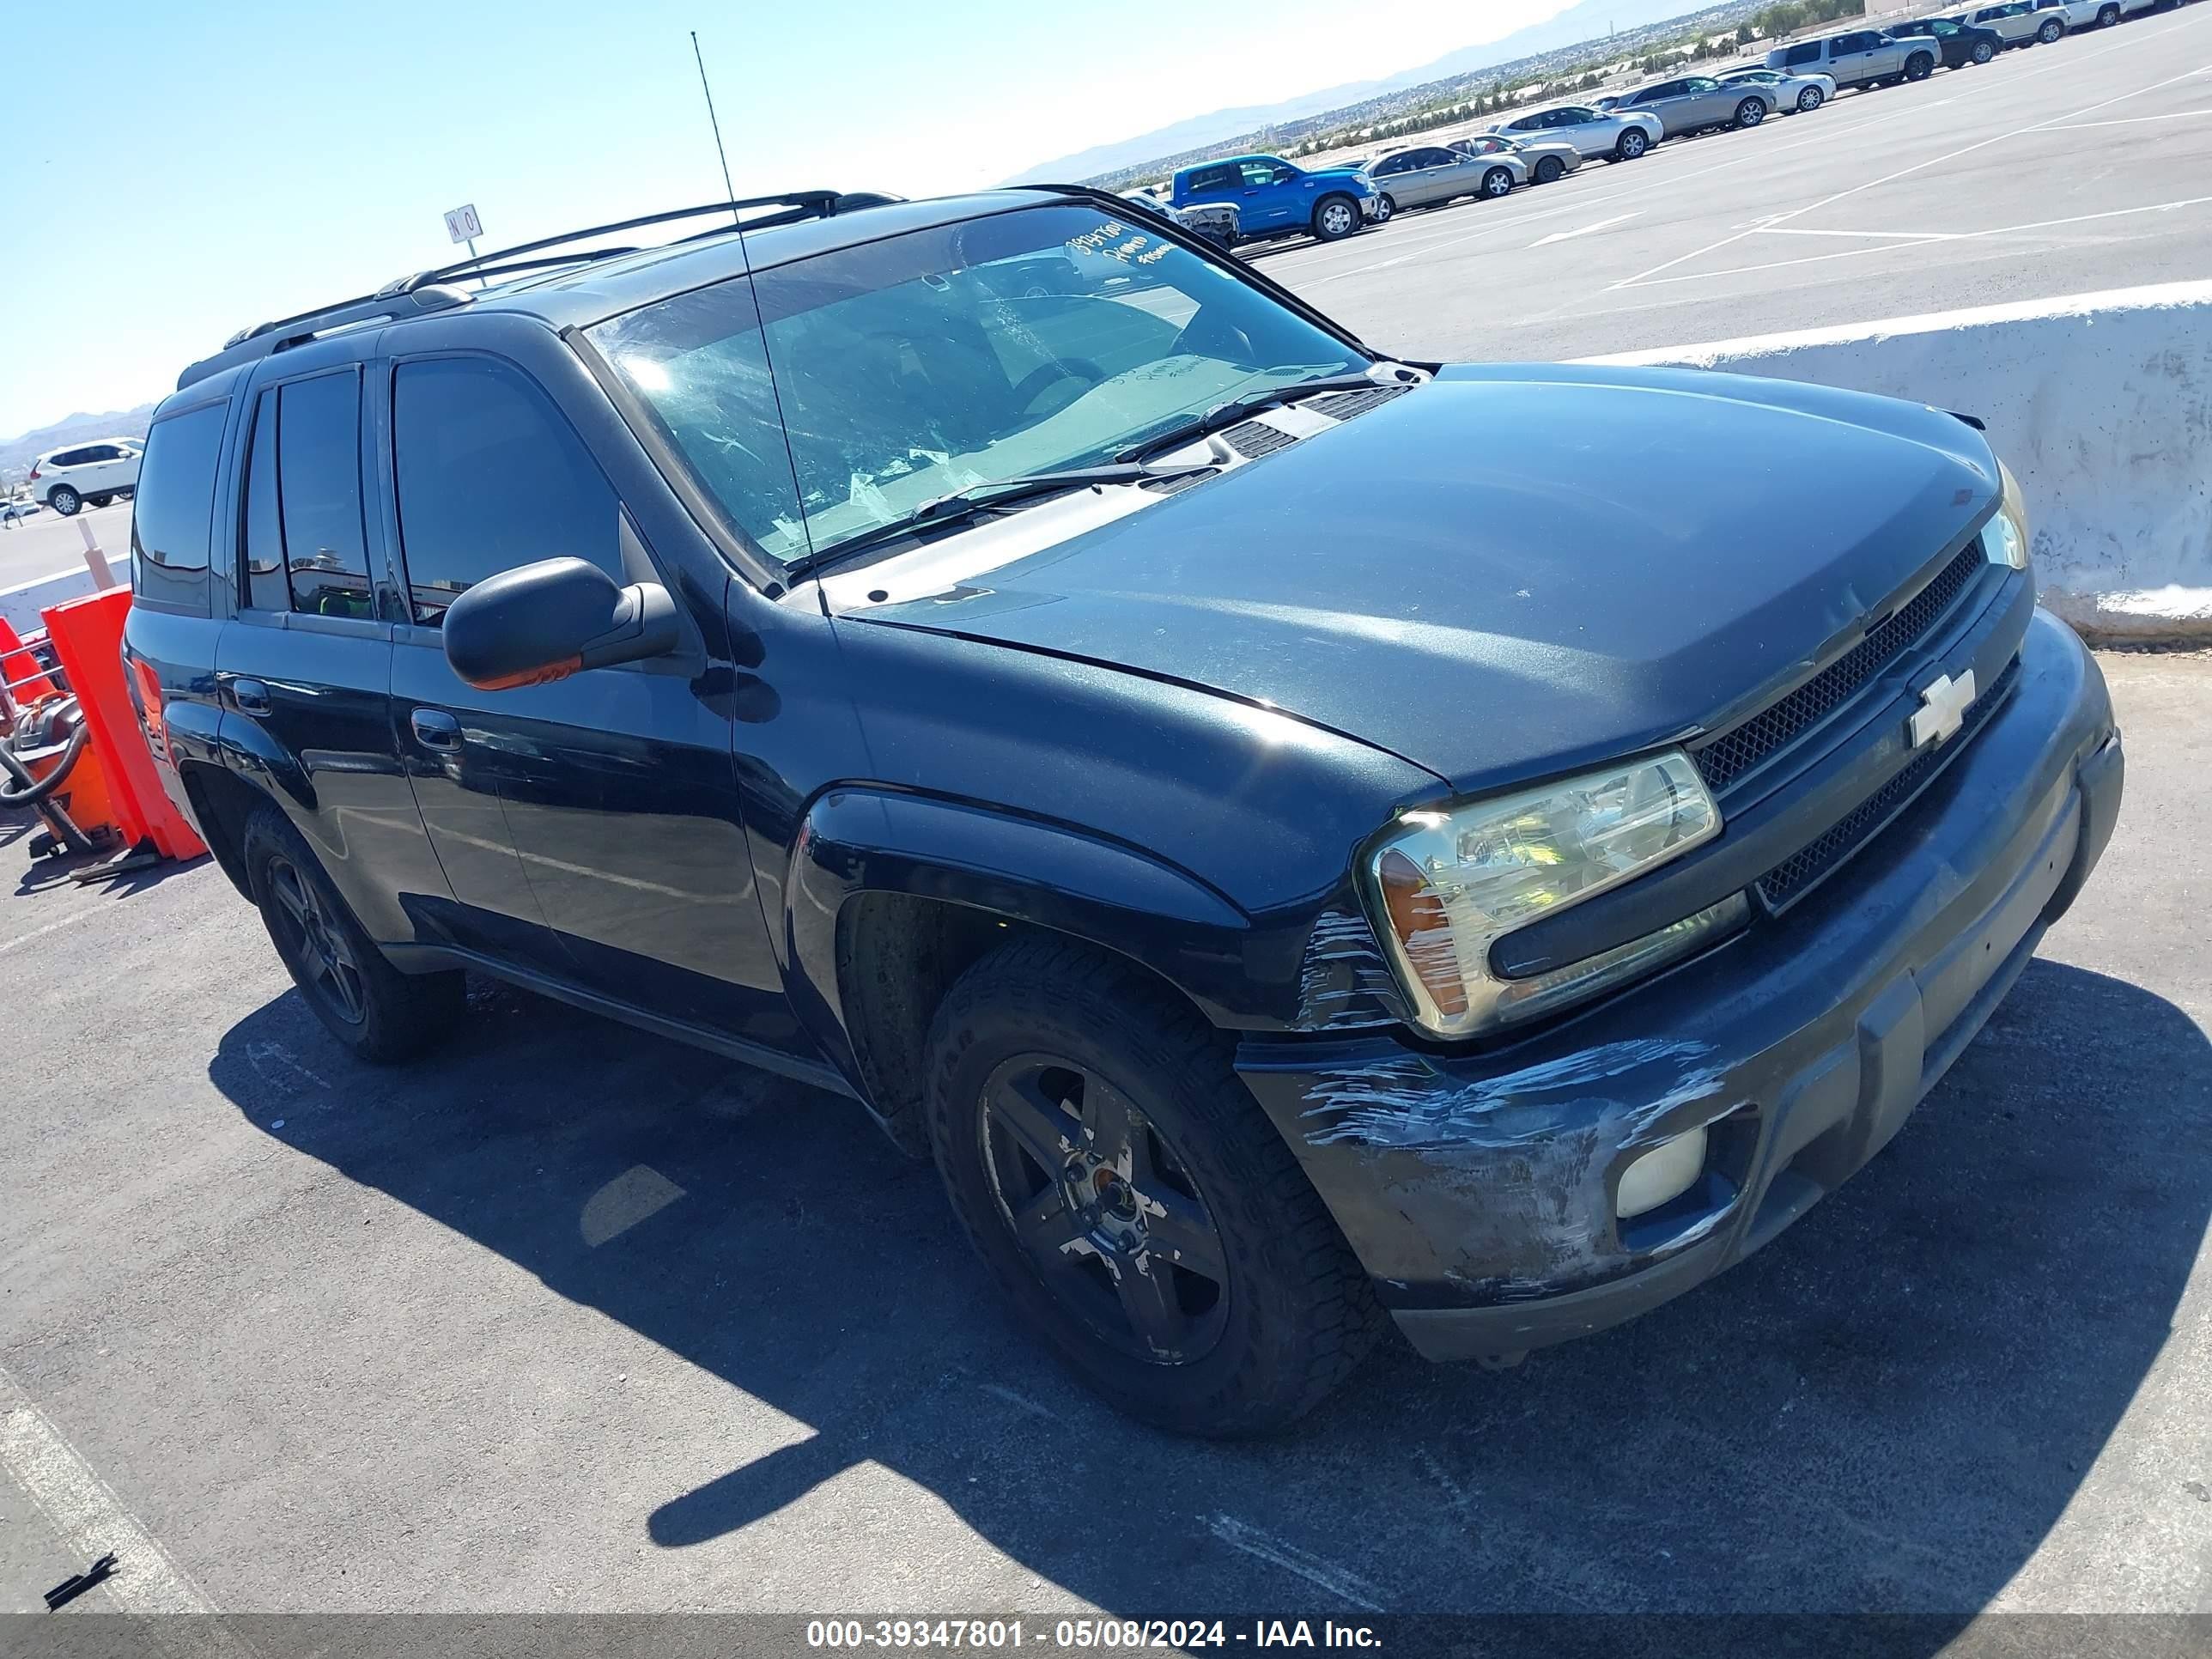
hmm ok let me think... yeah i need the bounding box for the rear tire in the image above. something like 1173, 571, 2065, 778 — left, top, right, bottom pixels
1480, 166, 1514, 199
2038, 17, 2064, 40
1311, 194, 1359, 240
1534, 155, 1565, 184
48, 485, 80, 516
924, 939, 1382, 1437
88, 494, 113, 508
1905, 52, 1936, 80
242, 805, 466, 1064
1614, 127, 1650, 160
1373, 192, 1395, 223
1735, 97, 1767, 128
1796, 87, 1826, 112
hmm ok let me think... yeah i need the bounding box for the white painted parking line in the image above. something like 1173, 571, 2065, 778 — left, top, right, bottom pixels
1637, 192, 2212, 288
1607, 27, 2212, 293
2042, 107, 2212, 131
1531, 211, 1641, 248
0, 1365, 222, 1621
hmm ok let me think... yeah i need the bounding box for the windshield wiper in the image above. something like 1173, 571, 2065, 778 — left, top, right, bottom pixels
790, 462, 1214, 576
1115, 372, 1389, 463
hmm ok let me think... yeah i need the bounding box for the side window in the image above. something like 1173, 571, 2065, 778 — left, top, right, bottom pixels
1239, 161, 1278, 187
1784, 42, 1822, 64
392, 357, 622, 624
239, 393, 288, 611
276, 369, 373, 620
1187, 167, 1233, 193
129, 403, 227, 614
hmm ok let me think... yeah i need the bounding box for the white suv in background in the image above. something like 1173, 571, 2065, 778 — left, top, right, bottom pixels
27, 439, 142, 515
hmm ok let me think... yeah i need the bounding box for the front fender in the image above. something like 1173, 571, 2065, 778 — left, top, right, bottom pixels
782, 786, 1419, 1097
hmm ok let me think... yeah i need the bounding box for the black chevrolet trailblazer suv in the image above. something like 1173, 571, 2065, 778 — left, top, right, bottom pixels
125, 188, 2124, 1436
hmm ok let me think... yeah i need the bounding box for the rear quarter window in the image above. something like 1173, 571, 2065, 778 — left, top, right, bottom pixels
130, 402, 228, 615
1784, 42, 1822, 64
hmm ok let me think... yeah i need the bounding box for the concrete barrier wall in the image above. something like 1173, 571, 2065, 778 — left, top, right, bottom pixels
1581, 281, 2212, 643
0, 565, 112, 638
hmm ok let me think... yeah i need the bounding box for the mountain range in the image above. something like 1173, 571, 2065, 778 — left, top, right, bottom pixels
1010, 0, 1734, 184
1, 406, 157, 480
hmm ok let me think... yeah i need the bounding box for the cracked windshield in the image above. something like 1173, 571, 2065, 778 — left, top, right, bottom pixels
586, 203, 1366, 564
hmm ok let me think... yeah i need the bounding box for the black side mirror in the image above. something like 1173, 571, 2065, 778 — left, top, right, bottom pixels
441, 556, 678, 691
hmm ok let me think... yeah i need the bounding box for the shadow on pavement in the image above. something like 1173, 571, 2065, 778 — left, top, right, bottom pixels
209, 955, 2209, 1629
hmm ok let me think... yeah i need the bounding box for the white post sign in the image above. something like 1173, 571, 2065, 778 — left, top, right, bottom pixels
443, 204, 483, 245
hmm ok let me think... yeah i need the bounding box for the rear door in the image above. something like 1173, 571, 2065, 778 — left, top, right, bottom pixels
220, 345, 449, 947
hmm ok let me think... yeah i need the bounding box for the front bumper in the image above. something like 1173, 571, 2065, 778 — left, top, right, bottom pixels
1237, 611, 2123, 1361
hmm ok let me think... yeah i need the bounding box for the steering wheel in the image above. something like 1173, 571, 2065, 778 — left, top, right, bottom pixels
1011, 358, 1108, 416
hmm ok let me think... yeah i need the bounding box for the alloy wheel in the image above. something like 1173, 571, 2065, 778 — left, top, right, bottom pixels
266, 854, 368, 1025
1319, 201, 1354, 237
1798, 88, 1824, 112
978, 1056, 1231, 1364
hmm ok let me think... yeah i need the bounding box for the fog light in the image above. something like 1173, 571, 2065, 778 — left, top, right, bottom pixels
1615, 1124, 1708, 1220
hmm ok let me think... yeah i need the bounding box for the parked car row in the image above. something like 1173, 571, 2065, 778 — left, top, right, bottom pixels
1139, 0, 2176, 252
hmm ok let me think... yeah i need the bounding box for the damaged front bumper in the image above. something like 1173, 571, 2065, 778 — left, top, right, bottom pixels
1236, 610, 2124, 1363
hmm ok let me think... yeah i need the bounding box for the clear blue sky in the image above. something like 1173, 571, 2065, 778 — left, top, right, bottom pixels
2, 0, 1571, 440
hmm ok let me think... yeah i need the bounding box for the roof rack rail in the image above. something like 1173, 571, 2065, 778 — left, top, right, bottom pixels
176, 191, 901, 392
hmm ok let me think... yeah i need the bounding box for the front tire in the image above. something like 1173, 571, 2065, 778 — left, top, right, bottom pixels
1905, 51, 1936, 80
2097, 2, 2119, 22
1480, 166, 1514, 199
242, 805, 465, 1064
1534, 155, 1565, 184
1735, 97, 1767, 128
1796, 87, 1826, 112
1614, 126, 1650, 160
1311, 194, 1359, 240
2038, 17, 2065, 40
1973, 38, 1998, 62
48, 485, 81, 516
925, 939, 1382, 1437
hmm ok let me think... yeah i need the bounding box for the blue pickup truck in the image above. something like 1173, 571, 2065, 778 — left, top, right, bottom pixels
1169, 155, 1381, 243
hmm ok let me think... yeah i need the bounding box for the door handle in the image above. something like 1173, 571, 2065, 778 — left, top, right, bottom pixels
410, 708, 462, 750
229, 678, 271, 717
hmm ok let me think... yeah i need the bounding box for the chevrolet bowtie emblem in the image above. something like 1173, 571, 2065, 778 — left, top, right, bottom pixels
1911, 669, 1978, 749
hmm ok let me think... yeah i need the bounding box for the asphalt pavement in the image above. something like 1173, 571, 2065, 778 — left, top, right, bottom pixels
1259, 3, 2212, 361
0, 501, 131, 595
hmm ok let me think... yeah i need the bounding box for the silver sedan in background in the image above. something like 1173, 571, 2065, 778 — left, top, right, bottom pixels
1487, 102, 1666, 161
1716, 64, 1839, 112
1364, 143, 1525, 215
1449, 131, 1584, 184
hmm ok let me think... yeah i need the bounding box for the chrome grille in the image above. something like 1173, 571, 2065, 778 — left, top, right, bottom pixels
1755, 659, 2018, 911
1692, 541, 1987, 794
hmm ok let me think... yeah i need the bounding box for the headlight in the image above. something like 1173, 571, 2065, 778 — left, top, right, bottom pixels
1982, 459, 2029, 569
1363, 751, 1732, 1039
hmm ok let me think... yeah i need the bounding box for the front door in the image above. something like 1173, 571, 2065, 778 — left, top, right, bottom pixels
1237, 161, 1297, 231
380, 348, 772, 1036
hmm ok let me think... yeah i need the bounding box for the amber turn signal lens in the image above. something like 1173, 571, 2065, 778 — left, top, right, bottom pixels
1377, 848, 1468, 1017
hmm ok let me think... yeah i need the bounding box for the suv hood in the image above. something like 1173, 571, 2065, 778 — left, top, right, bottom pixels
841, 366, 2001, 794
